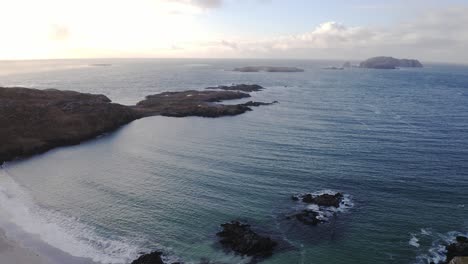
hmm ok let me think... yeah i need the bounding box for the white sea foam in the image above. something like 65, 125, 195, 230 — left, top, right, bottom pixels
421, 228, 432, 236
0, 169, 142, 264
409, 234, 420, 248
414, 231, 468, 264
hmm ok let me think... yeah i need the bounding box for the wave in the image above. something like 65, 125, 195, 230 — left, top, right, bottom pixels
0, 169, 142, 264
409, 234, 420, 248
414, 230, 468, 264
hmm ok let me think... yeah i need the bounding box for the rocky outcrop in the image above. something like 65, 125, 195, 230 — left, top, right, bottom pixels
233, 66, 304, 72
292, 193, 344, 207
134, 90, 253, 118
445, 236, 468, 264
0, 85, 275, 164
131, 251, 165, 264
359, 56, 423, 69
217, 221, 277, 258
206, 84, 264, 92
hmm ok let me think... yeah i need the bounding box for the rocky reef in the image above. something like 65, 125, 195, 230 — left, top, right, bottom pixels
289, 192, 351, 226
292, 192, 344, 207
205, 84, 264, 92
0, 85, 275, 164
233, 66, 304, 73
217, 221, 277, 258
359, 56, 423, 69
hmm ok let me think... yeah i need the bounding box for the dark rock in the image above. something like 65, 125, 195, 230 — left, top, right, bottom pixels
217, 221, 277, 258
287, 210, 323, 226
359, 56, 423, 69
297, 193, 344, 207
241, 101, 278, 107
233, 66, 304, 73
445, 236, 468, 264
206, 84, 264, 92
291, 195, 299, 201
131, 251, 164, 264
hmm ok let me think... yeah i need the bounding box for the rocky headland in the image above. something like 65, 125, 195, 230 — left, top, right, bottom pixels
0, 85, 275, 164
359, 56, 423, 69
233, 66, 304, 73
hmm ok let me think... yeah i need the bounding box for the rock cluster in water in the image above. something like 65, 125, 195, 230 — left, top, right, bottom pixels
289, 192, 345, 226
216, 221, 277, 258
359, 56, 423, 69
233, 66, 304, 72
0, 85, 276, 164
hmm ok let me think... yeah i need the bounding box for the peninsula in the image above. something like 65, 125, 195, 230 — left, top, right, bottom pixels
0, 85, 275, 164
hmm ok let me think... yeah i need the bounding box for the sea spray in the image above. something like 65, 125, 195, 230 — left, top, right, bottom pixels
0, 169, 142, 264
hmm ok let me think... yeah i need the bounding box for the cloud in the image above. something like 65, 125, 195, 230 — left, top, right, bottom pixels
197, 7, 468, 62
167, 0, 223, 9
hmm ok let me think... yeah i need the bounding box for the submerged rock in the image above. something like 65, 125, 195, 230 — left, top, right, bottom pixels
217, 221, 277, 258
286, 210, 323, 226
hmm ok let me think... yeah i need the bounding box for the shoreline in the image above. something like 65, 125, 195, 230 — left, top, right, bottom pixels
0, 228, 51, 264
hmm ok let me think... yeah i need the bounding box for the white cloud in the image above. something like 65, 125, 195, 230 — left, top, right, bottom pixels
195, 7, 468, 63
166, 0, 223, 9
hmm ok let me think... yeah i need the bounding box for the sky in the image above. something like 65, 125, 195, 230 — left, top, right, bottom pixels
1, 0, 468, 63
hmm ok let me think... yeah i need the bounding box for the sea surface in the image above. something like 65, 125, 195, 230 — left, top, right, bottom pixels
0, 59, 467, 264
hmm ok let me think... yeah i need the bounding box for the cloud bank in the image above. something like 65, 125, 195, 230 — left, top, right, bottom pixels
197, 7, 468, 63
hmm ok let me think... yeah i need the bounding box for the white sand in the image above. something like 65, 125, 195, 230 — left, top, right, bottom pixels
0, 229, 50, 264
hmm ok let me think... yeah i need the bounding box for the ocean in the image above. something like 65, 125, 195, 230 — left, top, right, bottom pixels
0, 59, 467, 264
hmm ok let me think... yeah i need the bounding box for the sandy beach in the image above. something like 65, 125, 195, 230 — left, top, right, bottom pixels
0, 229, 50, 264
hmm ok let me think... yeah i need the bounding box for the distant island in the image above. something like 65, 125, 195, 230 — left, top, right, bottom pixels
233, 66, 304, 72
0, 85, 276, 164
359, 56, 423, 69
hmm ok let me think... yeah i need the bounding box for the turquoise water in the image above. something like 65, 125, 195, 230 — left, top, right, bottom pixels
0, 59, 467, 264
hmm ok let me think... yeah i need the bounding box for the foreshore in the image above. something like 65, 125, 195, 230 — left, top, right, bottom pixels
0, 228, 50, 264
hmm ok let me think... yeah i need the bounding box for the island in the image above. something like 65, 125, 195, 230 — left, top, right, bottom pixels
233, 66, 304, 72
359, 56, 423, 69
0, 85, 276, 164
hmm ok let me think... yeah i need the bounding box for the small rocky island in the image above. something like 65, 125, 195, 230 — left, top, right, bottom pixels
0, 85, 276, 164
288, 192, 348, 226
359, 56, 423, 69
233, 66, 304, 73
